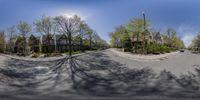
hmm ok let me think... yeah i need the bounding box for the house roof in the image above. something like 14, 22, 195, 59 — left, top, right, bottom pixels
154, 32, 163, 41
35, 36, 40, 39
42, 34, 54, 41
55, 34, 67, 41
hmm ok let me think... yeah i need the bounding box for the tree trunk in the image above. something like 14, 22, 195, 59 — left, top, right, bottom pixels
69, 32, 72, 56
54, 35, 57, 52
80, 37, 83, 52
89, 35, 92, 50
47, 35, 51, 53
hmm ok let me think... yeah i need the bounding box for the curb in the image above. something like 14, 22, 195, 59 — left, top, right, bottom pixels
109, 48, 179, 62
0, 50, 99, 62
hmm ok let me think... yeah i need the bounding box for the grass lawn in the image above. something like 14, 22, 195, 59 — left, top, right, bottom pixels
64, 51, 81, 55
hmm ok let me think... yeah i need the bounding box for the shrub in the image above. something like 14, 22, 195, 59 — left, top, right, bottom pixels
160, 45, 171, 53
147, 43, 160, 54
147, 43, 171, 54
64, 51, 81, 55
43, 53, 62, 57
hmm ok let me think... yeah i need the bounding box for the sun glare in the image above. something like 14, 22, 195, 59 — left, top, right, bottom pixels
62, 10, 87, 20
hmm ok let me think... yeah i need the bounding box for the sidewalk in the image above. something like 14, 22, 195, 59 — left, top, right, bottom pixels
0, 54, 67, 62
0, 50, 98, 62
109, 48, 179, 61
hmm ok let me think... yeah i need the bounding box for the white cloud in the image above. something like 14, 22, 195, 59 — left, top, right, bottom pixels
47, 9, 89, 21
182, 34, 195, 47
177, 25, 198, 47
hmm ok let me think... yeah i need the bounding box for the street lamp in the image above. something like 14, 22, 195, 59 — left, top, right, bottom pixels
142, 11, 146, 30
142, 11, 147, 54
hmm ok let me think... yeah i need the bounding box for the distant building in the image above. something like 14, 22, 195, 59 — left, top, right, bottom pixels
154, 32, 164, 44
131, 30, 153, 46
55, 34, 68, 53
41, 34, 55, 53
143, 30, 153, 44
14, 36, 26, 53
13, 34, 81, 53
28, 34, 40, 53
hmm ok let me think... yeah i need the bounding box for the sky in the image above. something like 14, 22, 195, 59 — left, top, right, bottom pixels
0, 0, 200, 47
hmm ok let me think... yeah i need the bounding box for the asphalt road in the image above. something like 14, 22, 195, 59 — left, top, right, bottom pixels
0, 49, 199, 76
1, 50, 200, 100
106, 49, 200, 76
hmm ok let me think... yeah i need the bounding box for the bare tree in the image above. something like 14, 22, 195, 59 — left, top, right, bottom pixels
17, 21, 31, 38
88, 29, 93, 50
17, 21, 31, 54
6, 26, 16, 52
79, 22, 93, 50
92, 31, 100, 49
79, 21, 93, 51
54, 15, 82, 56
54, 15, 82, 85
79, 29, 84, 52
34, 16, 55, 53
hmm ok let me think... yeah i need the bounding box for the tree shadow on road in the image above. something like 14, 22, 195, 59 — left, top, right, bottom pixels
1, 51, 200, 99
67, 52, 200, 98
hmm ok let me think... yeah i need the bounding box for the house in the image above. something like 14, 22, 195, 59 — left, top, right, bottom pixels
130, 30, 153, 53
143, 30, 153, 44
131, 32, 143, 47
56, 34, 81, 52
154, 32, 164, 44
14, 36, 26, 53
41, 34, 55, 53
28, 34, 40, 53
41, 34, 80, 53
55, 34, 68, 53
13, 34, 81, 54
131, 30, 153, 47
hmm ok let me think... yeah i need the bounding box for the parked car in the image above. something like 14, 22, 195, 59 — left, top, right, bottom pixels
179, 49, 185, 52
192, 50, 199, 54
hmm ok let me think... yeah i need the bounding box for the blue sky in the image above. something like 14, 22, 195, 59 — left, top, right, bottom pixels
0, 0, 200, 46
